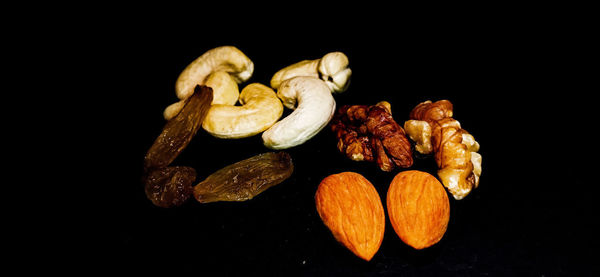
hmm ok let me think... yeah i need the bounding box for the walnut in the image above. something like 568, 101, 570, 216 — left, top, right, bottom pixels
404, 100, 482, 200
409, 100, 453, 122
403, 120, 432, 154
331, 102, 413, 171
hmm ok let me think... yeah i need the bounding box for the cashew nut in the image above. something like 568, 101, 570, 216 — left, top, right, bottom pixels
201, 70, 241, 106
270, 52, 351, 93
176, 46, 253, 100
163, 46, 252, 120
163, 101, 186, 121
164, 71, 240, 120
262, 76, 336, 149
202, 83, 283, 139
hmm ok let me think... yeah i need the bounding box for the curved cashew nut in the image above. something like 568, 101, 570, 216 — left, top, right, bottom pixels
176, 46, 253, 100
164, 71, 240, 120
318, 52, 352, 93
202, 83, 283, 139
262, 76, 335, 149
163, 46, 253, 120
270, 52, 351, 93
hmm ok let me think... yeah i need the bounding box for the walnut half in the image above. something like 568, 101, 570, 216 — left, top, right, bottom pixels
404, 100, 482, 200
331, 102, 413, 171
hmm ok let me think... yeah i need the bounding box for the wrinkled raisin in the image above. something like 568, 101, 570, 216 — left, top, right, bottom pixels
143, 85, 213, 207
144, 86, 213, 169
144, 166, 196, 208
194, 152, 294, 203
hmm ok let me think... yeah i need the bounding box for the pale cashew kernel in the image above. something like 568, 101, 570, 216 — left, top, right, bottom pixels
318, 52, 352, 93
262, 76, 336, 149
164, 71, 240, 120
163, 101, 186, 121
270, 59, 318, 90
202, 83, 283, 139
176, 46, 253, 100
270, 52, 351, 93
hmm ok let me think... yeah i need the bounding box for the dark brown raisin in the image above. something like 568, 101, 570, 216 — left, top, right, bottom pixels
142, 85, 213, 208
144, 166, 196, 208
193, 152, 294, 203
144, 86, 213, 169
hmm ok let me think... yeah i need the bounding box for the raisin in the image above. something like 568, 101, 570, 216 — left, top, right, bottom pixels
144, 166, 196, 208
193, 152, 294, 203
142, 85, 213, 208
144, 86, 213, 169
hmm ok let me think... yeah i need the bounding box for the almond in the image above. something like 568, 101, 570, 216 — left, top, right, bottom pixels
315, 172, 385, 261
387, 170, 450, 249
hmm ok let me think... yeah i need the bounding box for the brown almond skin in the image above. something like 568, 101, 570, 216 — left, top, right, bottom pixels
387, 170, 450, 250
315, 172, 385, 261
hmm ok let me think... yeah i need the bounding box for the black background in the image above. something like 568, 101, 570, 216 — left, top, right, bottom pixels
94, 13, 596, 276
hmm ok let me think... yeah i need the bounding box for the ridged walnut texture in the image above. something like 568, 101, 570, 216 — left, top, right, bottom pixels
330, 102, 413, 172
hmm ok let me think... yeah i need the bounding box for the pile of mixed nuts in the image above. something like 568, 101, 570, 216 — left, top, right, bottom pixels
143, 46, 483, 261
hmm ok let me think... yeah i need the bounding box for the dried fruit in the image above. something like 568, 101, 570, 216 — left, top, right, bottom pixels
144, 85, 214, 170
193, 152, 294, 203
386, 170, 450, 250
143, 85, 213, 207
144, 166, 196, 208
315, 172, 385, 261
